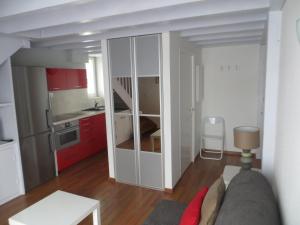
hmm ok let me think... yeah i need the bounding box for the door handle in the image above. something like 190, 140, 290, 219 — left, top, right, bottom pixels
46, 109, 50, 128
48, 133, 55, 152
46, 109, 53, 129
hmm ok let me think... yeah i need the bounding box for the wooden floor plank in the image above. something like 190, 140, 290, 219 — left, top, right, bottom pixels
0, 151, 260, 225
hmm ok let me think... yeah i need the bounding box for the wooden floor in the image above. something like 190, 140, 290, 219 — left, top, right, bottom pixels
0, 151, 260, 225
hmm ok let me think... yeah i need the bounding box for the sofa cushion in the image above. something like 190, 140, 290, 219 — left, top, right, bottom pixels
143, 200, 187, 225
179, 187, 209, 225
199, 177, 225, 225
214, 170, 281, 225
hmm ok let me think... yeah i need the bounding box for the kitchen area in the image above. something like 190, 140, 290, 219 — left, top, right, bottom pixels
9, 48, 107, 192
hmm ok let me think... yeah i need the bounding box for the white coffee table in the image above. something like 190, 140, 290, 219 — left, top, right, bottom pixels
9, 190, 100, 225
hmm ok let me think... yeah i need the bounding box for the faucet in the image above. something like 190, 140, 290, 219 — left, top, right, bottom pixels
94, 101, 99, 109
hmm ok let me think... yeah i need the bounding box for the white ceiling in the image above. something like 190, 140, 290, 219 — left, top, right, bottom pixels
0, 0, 286, 53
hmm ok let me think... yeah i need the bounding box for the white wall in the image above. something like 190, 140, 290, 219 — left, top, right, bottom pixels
164, 32, 202, 188
262, 11, 282, 183
257, 45, 267, 159
202, 44, 262, 154
51, 89, 94, 115
273, 1, 300, 224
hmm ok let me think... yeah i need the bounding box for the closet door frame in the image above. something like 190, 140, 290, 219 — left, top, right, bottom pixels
133, 34, 164, 190
108, 37, 138, 185
108, 34, 164, 190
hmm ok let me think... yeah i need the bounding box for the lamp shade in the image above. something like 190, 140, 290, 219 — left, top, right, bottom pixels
234, 126, 260, 149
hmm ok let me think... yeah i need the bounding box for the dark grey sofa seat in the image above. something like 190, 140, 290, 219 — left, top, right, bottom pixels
143, 170, 280, 225
214, 170, 281, 225
143, 200, 187, 225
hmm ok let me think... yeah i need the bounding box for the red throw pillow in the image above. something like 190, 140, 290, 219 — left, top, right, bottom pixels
179, 187, 209, 225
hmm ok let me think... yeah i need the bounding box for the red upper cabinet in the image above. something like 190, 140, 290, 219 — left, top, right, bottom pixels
66, 69, 81, 89
78, 69, 87, 88
47, 68, 87, 91
46, 68, 67, 91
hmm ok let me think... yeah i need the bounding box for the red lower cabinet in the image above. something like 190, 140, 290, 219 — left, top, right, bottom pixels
93, 113, 107, 151
57, 113, 107, 172
57, 144, 81, 172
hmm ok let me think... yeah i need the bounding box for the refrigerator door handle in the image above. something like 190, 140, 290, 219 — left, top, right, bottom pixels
45, 109, 53, 129
48, 133, 55, 152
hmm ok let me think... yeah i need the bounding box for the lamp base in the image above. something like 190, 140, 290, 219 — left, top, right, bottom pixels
241, 149, 252, 170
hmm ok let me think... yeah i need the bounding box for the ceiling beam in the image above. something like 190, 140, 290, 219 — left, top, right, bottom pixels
33, 10, 268, 47
0, 0, 201, 33
181, 21, 265, 37
19, 9, 268, 39
50, 41, 101, 50
196, 36, 262, 45
68, 46, 101, 51
0, 0, 84, 18
270, 0, 286, 10
2, 0, 269, 35
188, 31, 263, 42
200, 40, 261, 48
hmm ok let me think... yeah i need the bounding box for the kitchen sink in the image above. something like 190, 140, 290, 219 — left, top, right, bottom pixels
82, 107, 105, 112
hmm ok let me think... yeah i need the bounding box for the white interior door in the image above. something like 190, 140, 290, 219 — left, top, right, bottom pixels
180, 50, 194, 174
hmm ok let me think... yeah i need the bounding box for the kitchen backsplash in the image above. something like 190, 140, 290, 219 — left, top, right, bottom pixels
51, 89, 104, 116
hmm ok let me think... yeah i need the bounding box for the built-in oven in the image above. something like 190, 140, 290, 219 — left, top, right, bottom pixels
54, 120, 80, 150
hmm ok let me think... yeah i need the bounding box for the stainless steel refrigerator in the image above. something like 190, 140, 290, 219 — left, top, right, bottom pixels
12, 66, 55, 191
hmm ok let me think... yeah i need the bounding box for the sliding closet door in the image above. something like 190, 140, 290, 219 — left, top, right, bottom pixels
134, 34, 163, 189
109, 37, 137, 185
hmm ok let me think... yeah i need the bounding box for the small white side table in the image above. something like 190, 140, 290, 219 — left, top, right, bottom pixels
9, 190, 100, 225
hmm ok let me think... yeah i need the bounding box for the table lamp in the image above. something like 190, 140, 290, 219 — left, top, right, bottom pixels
234, 126, 260, 170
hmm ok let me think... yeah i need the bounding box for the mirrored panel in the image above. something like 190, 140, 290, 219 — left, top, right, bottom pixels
139, 116, 161, 153
114, 114, 135, 150
138, 77, 160, 115
112, 77, 133, 112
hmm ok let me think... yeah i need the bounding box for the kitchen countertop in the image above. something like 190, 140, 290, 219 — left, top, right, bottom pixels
52, 110, 105, 126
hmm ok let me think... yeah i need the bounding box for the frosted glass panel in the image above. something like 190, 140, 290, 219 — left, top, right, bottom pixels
135, 34, 160, 76
140, 151, 163, 189
109, 37, 132, 77
115, 149, 137, 184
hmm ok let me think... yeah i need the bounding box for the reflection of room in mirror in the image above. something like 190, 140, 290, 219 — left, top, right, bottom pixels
112, 77, 133, 112
138, 77, 160, 115
140, 116, 161, 152
116, 116, 161, 153
114, 114, 134, 150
